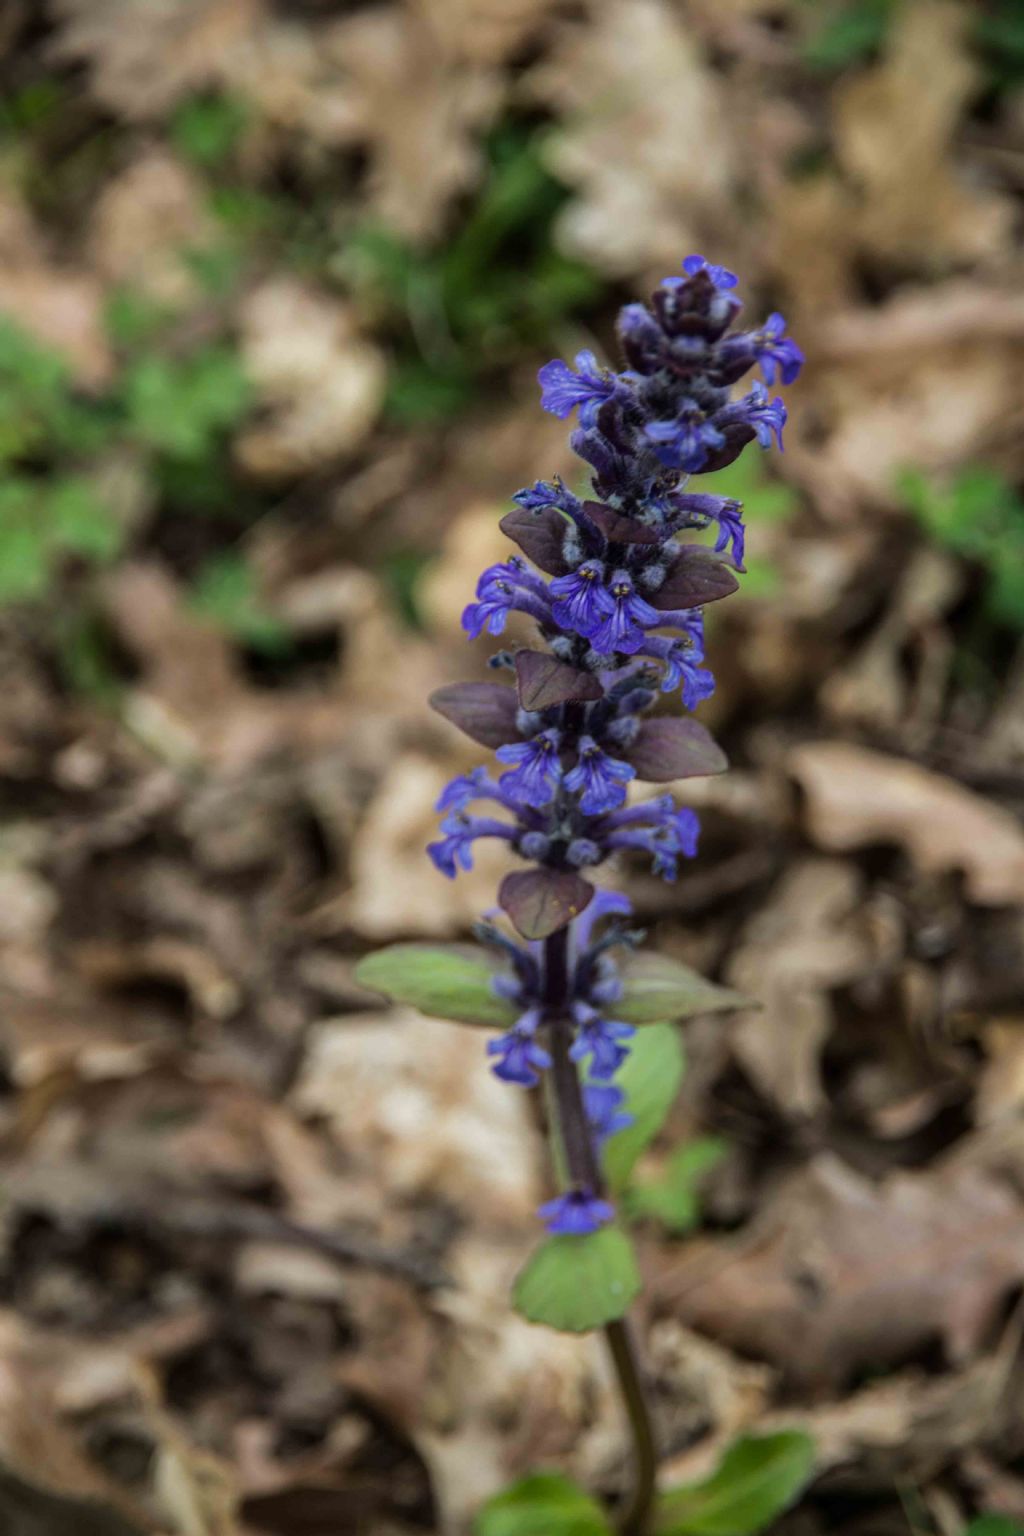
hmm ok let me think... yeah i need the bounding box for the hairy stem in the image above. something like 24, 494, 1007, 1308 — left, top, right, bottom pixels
542, 928, 658, 1536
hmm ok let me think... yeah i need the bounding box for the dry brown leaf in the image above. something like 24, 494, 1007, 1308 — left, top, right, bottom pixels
345, 754, 513, 939
419, 0, 555, 65
73, 938, 242, 1021
661, 1344, 1015, 1492
0, 985, 173, 1089
89, 151, 212, 306
0, 190, 112, 388
791, 742, 1024, 906
326, 568, 441, 718
977, 1020, 1024, 1125
49, 0, 259, 118
0, 1307, 241, 1535
990, 651, 1024, 762
222, 4, 504, 233
833, 0, 1013, 266
822, 280, 1024, 360
647, 1319, 774, 1459
321, 7, 502, 241
236, 278, 386, 476
726, 859, 874, 1118
292, 1007, 542, 1224
820, 547, 962, 732
417, 500, 512, 646
104, 562, 349, 773
767, 173, 858, 320
529, 0, 736, 276
814, 340, 1022, 506
0, 1312, 154, 1533
657, 1154, 1024, 1390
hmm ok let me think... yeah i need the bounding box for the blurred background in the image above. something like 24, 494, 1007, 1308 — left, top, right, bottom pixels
0, 0, 1023, 1533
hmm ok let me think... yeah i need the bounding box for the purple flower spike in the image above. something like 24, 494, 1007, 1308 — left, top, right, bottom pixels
550, 560, 614, 635
487, 1008, 551, 1087
711, 502, 746, 571
538, 350, 616, 423
435, 768, 489, 813
538, 1187, 616, 1236
604, 798, 701, 880
574, 889, 632, 950
681, 253, 739, 290
496, 729, 564, 808
756, 314, 804, 387
462, 594, 512, 639
645, 408, 727, 473
570, 1011, 636, 1080
589, 571, 661, 656
422, 251, 800, 1237
742, 381, 787, 451
642, 639, 715, 707
427, 812, 516, 878
564, 736, 635, 815
584, 1083, 634, 1143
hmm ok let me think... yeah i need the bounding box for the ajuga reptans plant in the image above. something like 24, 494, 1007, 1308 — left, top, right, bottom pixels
358, 257, 803, 1536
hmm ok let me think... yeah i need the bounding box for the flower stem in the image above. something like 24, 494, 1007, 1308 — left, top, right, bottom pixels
604, 1319, 659, 1536
542, 927, 658, 1536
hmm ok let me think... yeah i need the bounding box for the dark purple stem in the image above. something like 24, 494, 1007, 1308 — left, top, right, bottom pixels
542, 930, 658, 1536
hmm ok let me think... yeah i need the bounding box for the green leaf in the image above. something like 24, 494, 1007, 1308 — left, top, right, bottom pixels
699, 457, 798, 527
628, 1137, 728, 1234
656, 1432, 815, 1536
513, 1227, 641, 1334
476, 1473, 612, 1536
0, 507, 51, 602
965, 1519, 1024, 1536
617, 954, 751, 1027
977, 0, 1024, 90
49, 476, 122, 562
122, 347, 250, 459
190, 554, 289, 654
354, 943, 519, 1029
104, 286, 175, 350
802, 0, 893, 73
601, 1023, 685, 1192
385, 357, 473, 424
172, 92, 249, 169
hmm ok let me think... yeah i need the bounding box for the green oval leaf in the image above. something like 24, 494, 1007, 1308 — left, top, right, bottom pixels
627, 1137, 728, 1234
476, 1473, 612, 1536
513, 1227, 641, 1334
601, 1022, 685, 1193
616, 954, 751, 1026
656, 1432, 816, 1536
354, 943, 518, 1028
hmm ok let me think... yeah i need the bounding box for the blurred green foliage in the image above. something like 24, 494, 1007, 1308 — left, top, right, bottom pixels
0, 97, 608, 684
0, 310, 250, 570
627, 1136, 728, 1235
801, 0, 1024, 88
0, 301, 256, 668
802, 0, 895, 72
699, 455, 800, 601
171, 92, 251, 170
189, 552, 288, 654
341, 122, 604, 423
975, 0, 1024, 88
899, 464, 1024, 630
964, 1519, 1024, 1536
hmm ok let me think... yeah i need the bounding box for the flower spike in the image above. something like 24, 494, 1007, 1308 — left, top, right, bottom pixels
426, 255, 799, 1234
